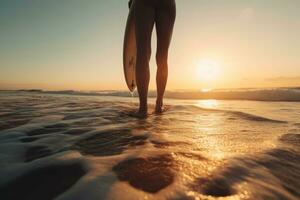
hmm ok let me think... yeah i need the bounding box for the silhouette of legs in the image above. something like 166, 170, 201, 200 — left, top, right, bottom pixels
134, 0, 155, 117
134, 0, 176, 117
155, 0, 176, 113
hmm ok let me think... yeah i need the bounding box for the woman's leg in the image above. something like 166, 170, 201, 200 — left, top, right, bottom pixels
155, 0, 176, 112
134, 0, 155, 117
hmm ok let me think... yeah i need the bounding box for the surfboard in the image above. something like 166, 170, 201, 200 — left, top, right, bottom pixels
123, 1, 136, 92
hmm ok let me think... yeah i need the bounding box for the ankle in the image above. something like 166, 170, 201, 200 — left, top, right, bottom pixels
156, 99, 163, 107
139, 105, 148, 113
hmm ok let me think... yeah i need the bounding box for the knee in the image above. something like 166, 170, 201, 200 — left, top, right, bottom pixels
137, 46, 151, 64
156, 52, 168, 68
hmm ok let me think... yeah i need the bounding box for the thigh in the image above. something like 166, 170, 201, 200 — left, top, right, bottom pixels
134, 0, 156, 55
155, 0, 176, 56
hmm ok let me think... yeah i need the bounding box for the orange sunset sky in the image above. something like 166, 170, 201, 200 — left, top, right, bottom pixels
0, 0, 299, 91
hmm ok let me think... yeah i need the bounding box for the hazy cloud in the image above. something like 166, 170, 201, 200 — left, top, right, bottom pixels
266, 76, 300, 82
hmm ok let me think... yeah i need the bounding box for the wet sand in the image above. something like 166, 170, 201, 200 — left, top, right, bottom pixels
0, 91, 300, 200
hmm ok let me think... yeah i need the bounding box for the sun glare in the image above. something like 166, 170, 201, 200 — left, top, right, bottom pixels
197, 59, 220, 81
197, 99, 219, 109
201, 88, 212, 92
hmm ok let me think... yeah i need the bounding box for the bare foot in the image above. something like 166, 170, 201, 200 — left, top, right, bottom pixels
155, 100, 163, 114
129, 110, 148, 119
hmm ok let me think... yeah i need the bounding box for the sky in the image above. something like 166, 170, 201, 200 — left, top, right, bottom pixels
0, 0, 299, 91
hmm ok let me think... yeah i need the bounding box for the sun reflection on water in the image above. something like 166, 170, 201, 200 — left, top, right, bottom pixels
197, 99, 219, 109
192, 106, 230, 159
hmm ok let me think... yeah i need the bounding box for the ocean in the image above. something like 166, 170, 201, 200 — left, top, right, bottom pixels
0, 89, 299, 200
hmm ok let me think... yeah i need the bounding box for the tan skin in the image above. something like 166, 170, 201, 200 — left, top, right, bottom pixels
130, 0, 176, 118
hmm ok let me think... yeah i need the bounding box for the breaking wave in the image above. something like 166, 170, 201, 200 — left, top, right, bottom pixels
7, 87, 300, 101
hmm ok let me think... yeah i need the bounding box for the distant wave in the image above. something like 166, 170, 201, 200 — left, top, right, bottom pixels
228, 110, 286, 123
2, 87, 300, 102
180, 105, 287, 123
163, 88, 300, 101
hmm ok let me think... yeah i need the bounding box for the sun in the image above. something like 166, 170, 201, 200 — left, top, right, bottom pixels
197, 59, 220, 81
